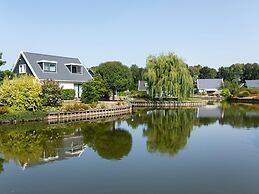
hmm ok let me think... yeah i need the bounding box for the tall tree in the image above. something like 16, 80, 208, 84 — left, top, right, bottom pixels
198, 66, 217, 79
189, 64, 202, 81
95, 61, 132, 100
130, 64, 145, 90
146, 53, 193, 100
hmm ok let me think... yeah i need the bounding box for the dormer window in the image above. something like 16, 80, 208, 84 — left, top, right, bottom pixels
37, 60, 57, 72
65, 63, 83, 74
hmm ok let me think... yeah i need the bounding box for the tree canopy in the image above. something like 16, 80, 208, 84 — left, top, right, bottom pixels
95, 61, 132, 99
146, 53, 193, 100
198, 66, 217, 79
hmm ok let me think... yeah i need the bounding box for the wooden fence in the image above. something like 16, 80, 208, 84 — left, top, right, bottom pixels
47, 106, 132, 123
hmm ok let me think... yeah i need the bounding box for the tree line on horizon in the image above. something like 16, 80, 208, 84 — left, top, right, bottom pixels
1, 51, 259, 102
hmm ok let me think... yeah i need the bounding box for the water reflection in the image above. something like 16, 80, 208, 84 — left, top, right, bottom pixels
127, 109, 197, 155
0, 120, 132, 170
1, 103, 259, 171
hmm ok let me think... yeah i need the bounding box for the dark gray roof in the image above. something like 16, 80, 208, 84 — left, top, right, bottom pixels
22, 51, 92, 82
138, 80, 147, 91
245, 80, 259, 88
197, 79, 223, 90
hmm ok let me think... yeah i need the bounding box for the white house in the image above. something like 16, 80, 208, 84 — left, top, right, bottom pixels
12, 51, 92, 98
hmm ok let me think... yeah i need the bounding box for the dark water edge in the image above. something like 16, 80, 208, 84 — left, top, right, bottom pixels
1, 103, 259, 194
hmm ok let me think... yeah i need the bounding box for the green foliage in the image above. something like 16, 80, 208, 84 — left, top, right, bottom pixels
0, 111, 47, 122
62, 102, 90, 111
81, 76, 108, 103
0, 52, 6, 67
146, 52, 193, 100
62, 89, 75, 100
41, 80, 62, 107
237, 90, 250, 98
198, 66, 217, 79
130, 64, 145, 90
95, 61, 132, 99
0, 75, 42, 111
189, 64, 202, 81
0, 70, 13, 83
0, 106, 9, 114
220, 89, 231, 98
223, 80, 239, 95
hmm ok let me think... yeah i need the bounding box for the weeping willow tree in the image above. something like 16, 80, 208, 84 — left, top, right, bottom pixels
146, 53, 193, 100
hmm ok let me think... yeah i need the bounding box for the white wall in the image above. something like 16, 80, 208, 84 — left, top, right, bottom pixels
59, 82, 74, 89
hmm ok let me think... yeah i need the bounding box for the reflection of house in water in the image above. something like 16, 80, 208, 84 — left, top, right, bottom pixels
197, 105, 224, 119
21, 129, 86, 170
245, 112, 259, 118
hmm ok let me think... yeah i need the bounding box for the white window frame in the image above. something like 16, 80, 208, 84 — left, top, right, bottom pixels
19, 64, 26, 74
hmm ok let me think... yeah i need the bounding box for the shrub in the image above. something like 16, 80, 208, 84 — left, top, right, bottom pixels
62, 102, 90, 111
0, 106, 9, 114
62, 89, 75, 100
81, 76, 108, 103
41, 80, 62, 107
220, 89, 231, 98
0, 75, 42, 111
237, 91, 250, 98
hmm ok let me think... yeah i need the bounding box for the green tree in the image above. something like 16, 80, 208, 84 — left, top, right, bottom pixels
0, 70, 13, 83
130, 64, 145, 90
189, 64, 202, 81
243, 63, 259, 81
95, 61, 132, 100
198, 66, 217, 79
0, 75, 42, 111
146, 53, 193, 100
0, 52, 6, 67
81, 76, 108, 103
41, 80, 62, 107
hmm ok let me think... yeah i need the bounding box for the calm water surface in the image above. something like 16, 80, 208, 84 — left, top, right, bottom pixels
1, 103, 259, 194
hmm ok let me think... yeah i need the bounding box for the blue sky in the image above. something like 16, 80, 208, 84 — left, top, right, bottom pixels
1, 0, 259, 70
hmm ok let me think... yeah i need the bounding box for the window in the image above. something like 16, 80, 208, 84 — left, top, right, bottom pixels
66, 64, 83, 74
37, 60, 57, 72
19, 64, 26, 74
43, 62, 56, 72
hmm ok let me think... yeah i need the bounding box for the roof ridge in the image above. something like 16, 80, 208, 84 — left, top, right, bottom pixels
23, 51, 79, 60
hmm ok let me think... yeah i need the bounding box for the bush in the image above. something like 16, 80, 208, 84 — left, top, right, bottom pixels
0, 106, 9, 114
237, 91, 250, 98
220, 89, 231, 98
62, 102, 90, 111
41, 80, 62, 107
0, 75, 42, 111
81, 76, 108, 103
62, 89, 75, 100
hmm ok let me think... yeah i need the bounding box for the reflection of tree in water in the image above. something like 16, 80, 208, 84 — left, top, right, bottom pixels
0, 157, 4, 174
219, 103, 259, 129
128, 108, 197, 156
81, 121, 132, 160
95, 129, 132, 160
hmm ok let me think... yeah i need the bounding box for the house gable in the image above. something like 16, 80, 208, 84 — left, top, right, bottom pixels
13, 53, 34, 76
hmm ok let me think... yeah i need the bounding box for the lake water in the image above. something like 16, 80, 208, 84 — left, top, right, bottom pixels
1, 103, 259, 194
